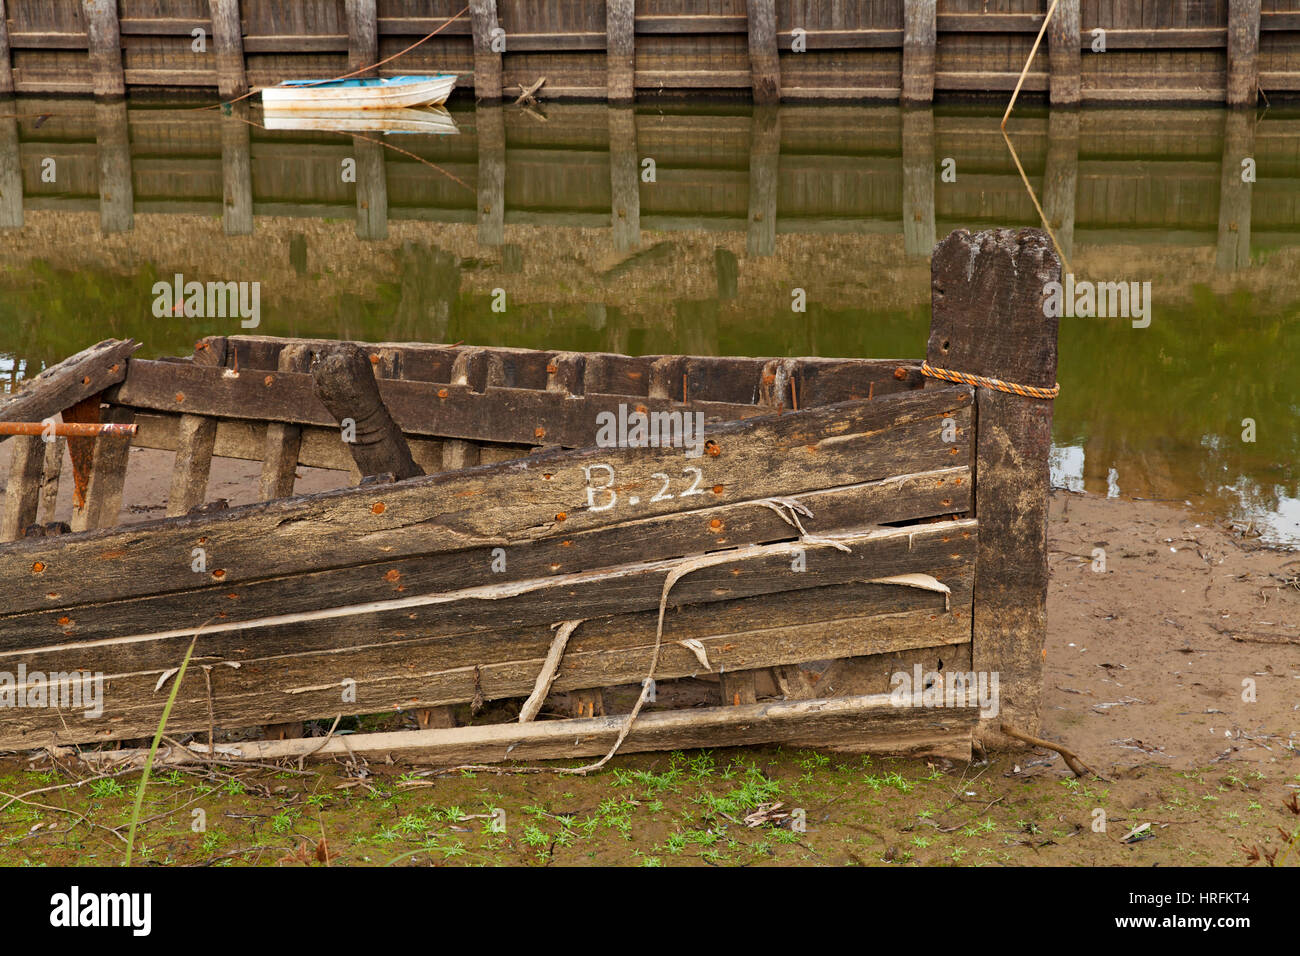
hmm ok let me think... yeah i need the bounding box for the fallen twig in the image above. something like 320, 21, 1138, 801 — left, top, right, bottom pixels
1000, 722, 1107, 780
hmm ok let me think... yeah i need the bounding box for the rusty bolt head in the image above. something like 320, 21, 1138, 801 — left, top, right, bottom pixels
894, 367, 907, 380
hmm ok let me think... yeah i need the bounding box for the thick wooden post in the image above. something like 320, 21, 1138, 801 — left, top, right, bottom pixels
606, 0, 635, 104
345, 0, 378, 77
83, 0, 125, 98
39, 436, 66, 524
746, 106, 779, 257
1048, 0, 1080, 106
470, 0, 502, 102
0, 114, 21, 229
1042, 110, 1079, 264
71, 405, 135, 531
311, 344, 422, 481
477, 105, 505, 246
259, 343, 309, 500
609, 107, 639, 251
747, 0, 779, 104
167, 414, 218, 517
902, 109, 935, 258
353, 135, 387, 240
1227, 0, 1261, 108
1217, 110, 1254, 271
221, 103, 253, 235
902, 0, 936, 104
208, 0, 247, 98
0, 0, 13, 96
96, 101, 133, 234
926, 228, 1060, 744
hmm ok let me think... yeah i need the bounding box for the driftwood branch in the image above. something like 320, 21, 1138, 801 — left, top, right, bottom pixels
1000, 722, 1105, 779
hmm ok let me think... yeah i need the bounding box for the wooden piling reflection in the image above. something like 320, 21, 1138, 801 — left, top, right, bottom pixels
95, 101, 132, 234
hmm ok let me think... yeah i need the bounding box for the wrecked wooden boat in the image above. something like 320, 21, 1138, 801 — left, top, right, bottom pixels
0, 228, 1061, 767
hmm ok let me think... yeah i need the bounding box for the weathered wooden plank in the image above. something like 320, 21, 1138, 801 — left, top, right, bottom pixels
78, 694, 978, 766
0, 389, 972, 617
746, 0, 778, 105
927, 228, 1058, 744
470, 0, 502, 101
902, 0, 936, 104
0, 468, 971, 645
165, 414, 218, 517
0, 340, 137, 443
83, 0, 125, 98
70, 406, 135, 532
607, 0, 634, 103
1227, 0, 1260, 107
258, 346, 309, 500
107, 360, 777, 445
0, 0, 13, 96
208, 0, 247, 98
345, 0, 377, 77
1, 436, 45, 542
1048, 0, 1080, 107
312, 343, 421, 481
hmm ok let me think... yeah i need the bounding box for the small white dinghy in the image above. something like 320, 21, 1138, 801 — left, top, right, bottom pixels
261, 74, 457, 110
261, 106, 459, 135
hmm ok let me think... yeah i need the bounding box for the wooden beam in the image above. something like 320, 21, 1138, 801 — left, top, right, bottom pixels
208, 0, 246, 98
902, 0, 936, 105
1, 436, 44, 542
0, 339, 137, 443
902, 108, 935, 258
746, 0, 779, 105
83, 0, 125, 98
1048, 0, 1080, 107
606, 0, 634, 104
259, 345, 309, 500
609, 107, 639, 251
220, 102, 253, 235
345, 0, 377, 77
1227, 0, 1261, 107
96, 101, 133, 234
470, 0, 502, 102
746, 106, 778, 257
1217, 110, 1254, 271
38, 437, 66, 524
83, 694, 977, 766
353, 135, 387, 240
0, 0, 13, 96
310, 343, 422, 481
926, 228, 1059, 745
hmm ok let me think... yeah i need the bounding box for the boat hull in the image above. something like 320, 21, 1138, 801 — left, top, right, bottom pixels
260, 106, 458, 135
261, 74, 457, 110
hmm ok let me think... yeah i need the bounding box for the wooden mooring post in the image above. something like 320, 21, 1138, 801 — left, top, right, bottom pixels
902, 0, 936, 105
1227, 0, 1261, 108
346, 0, 379, 77
208, 0, 247, 98
902, 109, 935, 258
95, 102, 133, 235
470, 0, 503, 102
353, 135, 388, 240
0, 114, 20, 230
606, 0, 635, 105
1048, 0, 1081, 107
477, 105, 505, 247
83, 0, 125, 98
1217, 110, 1254, 271
221, 103, 254, 236
747, 0, 779, 105
609, 107, 640, 252
926, 228, 1060, 743
0, 0, 13, 97
1043, 110, 1080, 264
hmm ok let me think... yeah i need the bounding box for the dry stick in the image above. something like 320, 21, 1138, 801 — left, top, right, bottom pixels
518, 619, 585, 722
999, 722, 1106, 780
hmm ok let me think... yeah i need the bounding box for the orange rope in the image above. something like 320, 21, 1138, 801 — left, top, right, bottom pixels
192, 5, 470, 111
920, 361, 1060, 400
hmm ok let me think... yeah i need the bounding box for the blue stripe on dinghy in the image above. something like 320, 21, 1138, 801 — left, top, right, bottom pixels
275, 75, 455, 88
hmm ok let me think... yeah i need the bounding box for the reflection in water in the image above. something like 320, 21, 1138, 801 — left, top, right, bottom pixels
0, 99, 1296, 544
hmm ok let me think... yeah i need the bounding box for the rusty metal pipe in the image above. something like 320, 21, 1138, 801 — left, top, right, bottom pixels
0, 422, 139, 438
